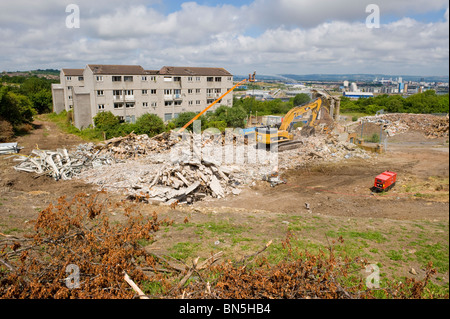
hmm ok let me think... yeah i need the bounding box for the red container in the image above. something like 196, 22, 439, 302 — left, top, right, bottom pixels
374, 171, 397, 191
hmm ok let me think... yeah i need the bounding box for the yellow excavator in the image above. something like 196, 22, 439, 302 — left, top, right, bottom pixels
255, 91, 333, 151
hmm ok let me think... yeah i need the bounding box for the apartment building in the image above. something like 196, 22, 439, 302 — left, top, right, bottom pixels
51, 64, 234, 129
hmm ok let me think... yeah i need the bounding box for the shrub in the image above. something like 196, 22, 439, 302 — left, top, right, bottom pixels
93, 111, 119, 131
134, 113, 165, 137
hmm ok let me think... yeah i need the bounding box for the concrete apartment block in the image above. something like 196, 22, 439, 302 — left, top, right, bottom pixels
52, 64, 234, 129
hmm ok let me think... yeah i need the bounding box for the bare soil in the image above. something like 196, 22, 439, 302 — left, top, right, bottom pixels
0, 117, 448, 287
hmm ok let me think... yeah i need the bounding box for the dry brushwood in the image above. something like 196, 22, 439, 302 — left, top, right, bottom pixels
0, 194, 444, 299
0, 191, 173, 299
164, 232, 444, 299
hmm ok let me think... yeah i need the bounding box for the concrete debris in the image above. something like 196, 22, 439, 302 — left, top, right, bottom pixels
93, 131, 177, 159
357, 113, 449, 138
12, 129, 375, 202
278, 133, 372, 170
13, 145, 118, 181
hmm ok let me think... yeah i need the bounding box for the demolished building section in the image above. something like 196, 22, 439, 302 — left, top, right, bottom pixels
356, 113, 449, 138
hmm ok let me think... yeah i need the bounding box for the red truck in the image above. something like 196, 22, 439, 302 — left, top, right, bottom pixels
373, 171, 397, 192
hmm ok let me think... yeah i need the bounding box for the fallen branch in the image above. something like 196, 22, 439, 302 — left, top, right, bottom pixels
124, 272, 149, 299
235, 240, 272, 267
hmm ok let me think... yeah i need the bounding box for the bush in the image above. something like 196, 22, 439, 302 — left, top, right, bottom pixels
134, 113, 165, 137
366, 133, 380, 143
293, 93, 311, 106
93, 111, 119, 131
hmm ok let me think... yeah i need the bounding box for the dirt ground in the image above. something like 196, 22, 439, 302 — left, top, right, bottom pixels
0, 116, 449, 288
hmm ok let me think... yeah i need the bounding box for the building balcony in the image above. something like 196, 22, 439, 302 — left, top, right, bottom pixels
113, 95, 135, 101
164, 94, 183, 101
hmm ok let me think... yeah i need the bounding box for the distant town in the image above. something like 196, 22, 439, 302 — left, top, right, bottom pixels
234, 73, 449, 102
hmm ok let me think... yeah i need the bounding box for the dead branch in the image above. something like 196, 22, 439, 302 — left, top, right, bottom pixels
124, 272, 149, 299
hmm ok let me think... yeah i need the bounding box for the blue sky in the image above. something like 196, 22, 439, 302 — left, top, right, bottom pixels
0, 0, 448, 76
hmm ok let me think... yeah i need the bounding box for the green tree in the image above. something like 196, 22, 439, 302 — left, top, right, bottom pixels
293, 93, 311, 106
29, 89, 53, 113
93, 111, 120, 131
170, 112, 206, 131
0, 86, 36, 126
134, 113, 165, 137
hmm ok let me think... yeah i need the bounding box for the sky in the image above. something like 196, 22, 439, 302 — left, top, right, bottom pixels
0, 0, 448, 76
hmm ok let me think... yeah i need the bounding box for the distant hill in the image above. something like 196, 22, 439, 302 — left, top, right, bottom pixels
235, 73, 449, 83
1, 69, 60, 80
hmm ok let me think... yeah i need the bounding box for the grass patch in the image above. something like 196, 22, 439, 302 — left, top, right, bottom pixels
415, 243, 449, 273
196, 221, 247, 236
326, 230, 386, 243
386, 249, 404, 261
168, 242, 201, 261
43, 112, 103, 142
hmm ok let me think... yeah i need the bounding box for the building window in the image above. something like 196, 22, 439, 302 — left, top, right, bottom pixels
67, 86, 72, 90
187, 77, 193, 82
207, 77, 214, 82
114, 103, 124, 109
196, 77, 201, 82
143, 102, 148, 108
174, 100, 182, 106
150, 89, 157, 94
97, 90, 104, 96
164, 113, 172, 121
68, 95, 72, 100
124, 90, 133, 95
215, 77, 222, 82
98, 104, 105, 110
151, 102, 157, 107
141, 76, 147, 81
113, 90, 122, 96
125, 115, 136, 123
165, 101, 173, 106
188, 89, 193, 94
164, 89, 172, 95
112, 76, 122, 82
164, 76, 172, 82
125, 102, 135, 108
174, 77, 181, 82
215, 88, 222, 93
142, 89, 148, 95
124, 76, 133, 82
196, 89, 201, 94
227, 77, 232, 81
96, 76, 103, 82
150, 76, 156, 81
78, 76, 84, 81
196, 100, 201, 105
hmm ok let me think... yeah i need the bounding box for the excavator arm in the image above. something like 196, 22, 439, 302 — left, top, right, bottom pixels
279, 98, 323, 132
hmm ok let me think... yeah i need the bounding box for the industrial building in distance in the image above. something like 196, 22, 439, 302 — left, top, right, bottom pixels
51, 64, 234, 129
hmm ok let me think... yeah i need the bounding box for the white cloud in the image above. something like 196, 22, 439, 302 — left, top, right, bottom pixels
0, 0, 448, 76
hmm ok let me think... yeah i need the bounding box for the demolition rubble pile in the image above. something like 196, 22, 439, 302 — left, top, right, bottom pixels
358, 113, 449, 138
11, 129, 372, 203
13, 145, 118, 180
77, 134, 275, 204
278, 133, 371, 170
91, 131, 177, 159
